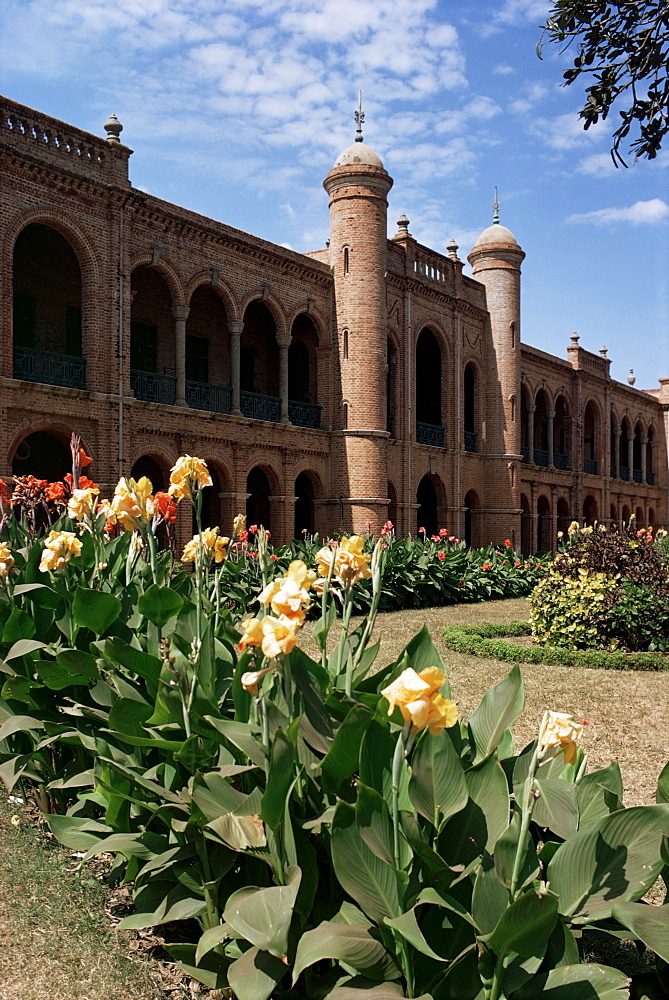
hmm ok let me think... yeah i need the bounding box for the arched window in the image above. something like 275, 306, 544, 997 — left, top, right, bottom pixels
131, 455, 167, 493
387, 340, 397, 437
388, 481, 398, 530
240, 302, 280, 415
289, 314, 320, 428
464, 490, 479, 548
554, 396, 570, 469
619, 418, 631, 479
534, 390, 549, 463
186, 286, 230, 412
464, 364, 477, 452
13, 224, 84, 388
520, 493, 531, 555
647, 427, 655, 483
583, 402, 598, 474
557, 497, 571, 537
537, 495, 551, 552
416, 329, 443, 446
416, 476, 439, 537
343, 247, 350, 274
633, 422, 643, 482
294, 472, 316, 538
130, 266, 176, 403
246, 467, 272, 531
583, 494, 598, 526
11, 430, 71, 481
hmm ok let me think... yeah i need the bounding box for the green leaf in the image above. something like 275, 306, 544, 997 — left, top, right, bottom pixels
56, 648, 98, 679
104, 637, 161, 686
484, 890, 558, 959
356, 783, 395, 867
227, 947, 287, 1000
3, 608, 36, 644
204, 716, 266, 768
1, 676, 35, 702
324, 982, 405, 1000
0, 714, 44, 740
260, 728, 294, 830
223, 867, 301, 958
331, 802, 401, 925
321, 704, 373, 789
35, 660, 90, 690
195, 922, 233, 965
72, 588, 121, 634
576, 762, 624, 829
4, 639, 46, 661
512, 962, 630, 998
657, 760, 669, 804
402, 626, 451, 697
493, 812, 539, 891
409, 728, 468, 826
46, 815, 112, 851
468, 664, 524, 764
612, 901, 669, 963
206, 814, 267, 851
293, 922, 400, 983
472, 853, 509, 935
137, 584, 184, 627
385, 907, 447, 962
533, 777, 579, 840
548, 804, 669, 922
14, 582, 63, 609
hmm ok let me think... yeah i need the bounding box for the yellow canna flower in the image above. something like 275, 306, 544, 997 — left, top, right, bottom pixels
259, 615, 300, 658
182, 527, 229, 564
168, 455, 212, 502
67, 486, 100, 523
39, 530, 83, 573
539, 711, 583, 765
258, 560, 316, 623
381, 666, 457, 734
240, 664, 275, 696
233, 513, 246, 533
567, 521, 580, 536
315, 535, 372, 589
111, 477, 155, 531
238, 617, 264, 650
0, 542, 16, 581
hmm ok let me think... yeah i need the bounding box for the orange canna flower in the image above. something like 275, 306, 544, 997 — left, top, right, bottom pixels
381, 666, 457, 734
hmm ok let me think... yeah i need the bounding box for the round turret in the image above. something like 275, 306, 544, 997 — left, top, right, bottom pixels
475, 222, 518, 246
334, 141, 384, 169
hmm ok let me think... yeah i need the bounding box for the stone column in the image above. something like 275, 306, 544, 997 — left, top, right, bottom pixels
627, 432, 634, 478
547, 408, 555, 468
641, 437, 648, 484
278, 339, 291, 424
172, 305, 190, 407
613, 427, 621, 479
229, 320, 243, 416
527, 404, 535, 464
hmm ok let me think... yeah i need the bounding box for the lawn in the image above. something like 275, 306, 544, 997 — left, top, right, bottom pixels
1, 597, 667, 999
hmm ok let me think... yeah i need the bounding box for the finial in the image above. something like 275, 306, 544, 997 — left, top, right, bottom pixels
354, 91, 364, 143
396, 213, 410, 236
104, 113, 123, 143
628, 369, 636, 386
599, 345, 608, 357
447, 237, 459, 260
570, 331, 579, 345
492, 186, 500, 225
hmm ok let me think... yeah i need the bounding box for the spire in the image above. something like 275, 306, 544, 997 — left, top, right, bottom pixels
354, 91, 364, 143
492, 186, 500, 225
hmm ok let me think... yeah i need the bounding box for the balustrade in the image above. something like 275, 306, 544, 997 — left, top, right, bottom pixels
131, 369, 176, 404
554, 452, 568, 470
583, 458, 598, 475
533, 448, 549, 467
240, 390, 281, 423
620, 466, 630, 481
464, 431, 477, 453
14, 346, 86, 389
417, 422, 445, 447
633, 469, 642, 484
288, 400, 321, 429
186, 380, 231, 414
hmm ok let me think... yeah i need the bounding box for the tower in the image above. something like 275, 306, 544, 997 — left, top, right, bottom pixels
467, 204, 525, 543
324, 106, 393, 532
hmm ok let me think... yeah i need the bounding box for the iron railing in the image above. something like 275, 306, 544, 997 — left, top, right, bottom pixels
186, 380, 232, 413
131, 369, 176, 404
521, 445, 529, 462
240, 390, 281, 422
13, 345, 86, 389
554, 452, 568, 470
288, 400, 321, 429
584, 458, 598, 475
647, 472, 655, 485
417, 422, 445, 447
464, 431, 477, 453
534, 449, 549, 467
633, 469, 642, 483
620, 466, 630, 481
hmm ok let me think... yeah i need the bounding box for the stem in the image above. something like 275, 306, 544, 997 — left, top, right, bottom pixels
509, 713, 547, 899
197, 833, 219, 930
391, 725, 415, 998
341, 595, 355, 697
487, 954, 505, 1000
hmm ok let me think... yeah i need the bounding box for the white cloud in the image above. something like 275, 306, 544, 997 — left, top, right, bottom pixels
577, 153, 619, 177
493, 64, 515, 75
566, 199, 669, 226
532, 110, 605, 151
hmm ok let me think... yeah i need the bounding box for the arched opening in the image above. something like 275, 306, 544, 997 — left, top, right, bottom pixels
13, 224, 85, 388
610, 415, 619, 478
464, 490, 479, 548
387, 339, 398, 438
582, 494, 598, 526
241, 302, 280, 420
537, 494, 551, 552
520, 386, 530, 462
636, 505, 644, 525
633, 422, 643, 482
534, 389, 549, 465
196, 465, 222, 532
610, 503, 618, 527
554, 396, 570, 469
619, 417, 631, 480
294, 471, 316, 537
520, 493, 531, 555
11, 430, 72, 481
130, 267, 176, 403
246, 467, 272, 531
416, 328, 443, 446
416, 475, 439, 537
649, 506, 656, 526
388, 481, 397, 529
186, 286, 230, 412
464, 363, 477, 452
289, 315, 320, 428
647, 427, 655, 484
557, 497, 571, 537
622, 503, 631, 526
583, 402, 598, 474
131, 455, 167, 493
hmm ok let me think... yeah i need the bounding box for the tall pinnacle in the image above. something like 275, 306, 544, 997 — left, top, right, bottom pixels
354, 91, 364, 142
492, 185, 500, 224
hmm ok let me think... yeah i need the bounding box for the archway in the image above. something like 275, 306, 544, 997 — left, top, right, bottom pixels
241, 302, 280, 411
11, 430, 72, 482
583, 402, 598, 474
416, 328, 443, 443
622, 503, 631, 526
197, 465, 223, 532
186, 286, 230, 412
633, 422, 643, 482
520, 493, 531, 555
534, 389, 549, 464
583, 494, 598, 526
387, 339, 398, 437
294, 471, 316, 537
130, 266, 176, 403
557, 497, 570, 537
246, 467, 272, 531
537, 495, 551, 552
464, 490, 479, 548
554, 395, 570, 469
131, 455, 167, 493
464, 363, 477, 451
416, 475, 439, 537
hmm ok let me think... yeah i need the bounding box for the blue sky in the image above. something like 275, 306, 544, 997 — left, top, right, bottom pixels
2, 0, 667, 389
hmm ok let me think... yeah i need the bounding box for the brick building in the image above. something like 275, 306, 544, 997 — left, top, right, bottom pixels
2, 95, 667, 552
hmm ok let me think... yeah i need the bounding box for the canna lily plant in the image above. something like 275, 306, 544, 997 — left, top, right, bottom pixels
0, 454, 668, 1000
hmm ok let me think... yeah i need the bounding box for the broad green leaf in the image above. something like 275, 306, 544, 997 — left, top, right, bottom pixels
321, 704, 373, 789
46, 814, 112, 851
576, 762, 624, 829
4, 639, 46, 661
472, 854, 509, 935
657, 760, 669, 803
484, 890, 558, 959
548, 804, 669, 921
204, 716, 266, 768
3, 608, 36, 644
356, 783, 395, 867
402, 626, 450, 697
108, 697, 152, 737
493, 812, 540, 891
409, 728, 468, 826
468, 664, 524, 764
331, 802, 401, 925
137, 584, 184, 627
533, 777, 579, 840
56, 648, 98, 679
1, 676, 35, 702
223, 866, 301, 958
324, 982, 405, 1000
82, 831, 167, 862
35, 660, 90, 690
206, 814, 267, 850
385, 907, 446, 962
195, 922, 233, 964
293, 922, 400, 983
260, 728, 294, 830
612, 901, 669, 962
0, 714, 44, 741
72, 588, 121, 634
513, 962, 630, 998
227, 947, 287, 1000
104, 637, 161, 685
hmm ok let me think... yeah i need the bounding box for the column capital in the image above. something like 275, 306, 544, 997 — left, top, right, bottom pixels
229, 321, 244, 335
172, 305, 190, 322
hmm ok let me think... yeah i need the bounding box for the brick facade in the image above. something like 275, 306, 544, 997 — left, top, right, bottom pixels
2, 96, 667, 552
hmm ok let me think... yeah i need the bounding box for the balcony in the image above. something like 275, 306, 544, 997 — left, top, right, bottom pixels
464, 431, 477, 453
186, 380, 231, 414
417, 422, 445, 447
620, 466, 630, 481
584, 458, 598, 475
14, 345, 86, 389
647, 472, 655, 486
554, 452, 568, 470
288, 400, 321, 429
633, 469, 642, 484
534, 449, 549, 467
240, 390, 281, 423
521, 445, 529, 463
131, 369, 176, 404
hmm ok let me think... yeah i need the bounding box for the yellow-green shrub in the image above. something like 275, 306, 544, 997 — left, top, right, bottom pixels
530, 566, 621, 649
